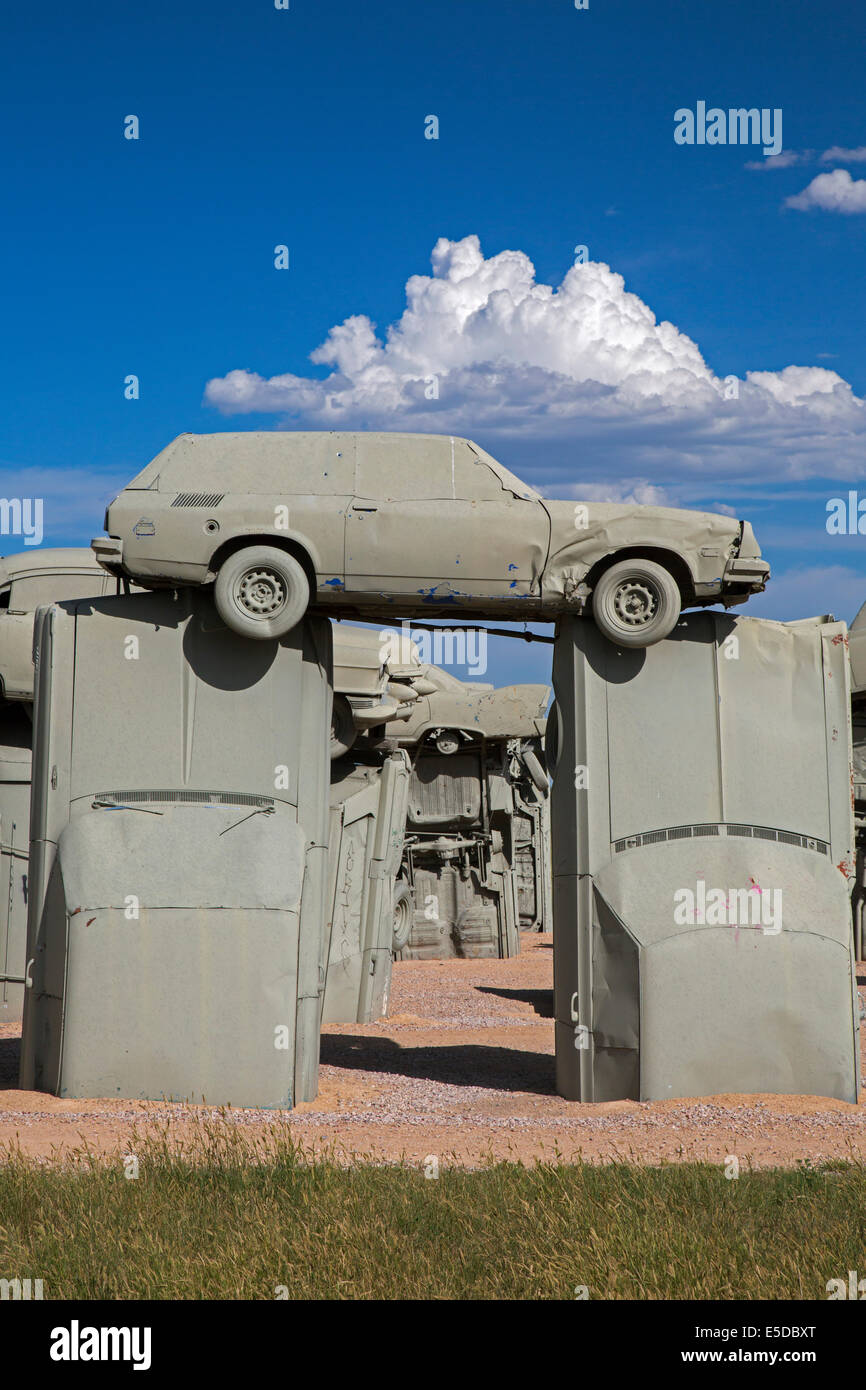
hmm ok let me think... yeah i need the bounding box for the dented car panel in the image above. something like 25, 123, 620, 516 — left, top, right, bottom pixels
541, 501, 746, 601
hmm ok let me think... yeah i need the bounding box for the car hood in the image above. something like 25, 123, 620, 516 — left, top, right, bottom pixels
542, 499, 746, 566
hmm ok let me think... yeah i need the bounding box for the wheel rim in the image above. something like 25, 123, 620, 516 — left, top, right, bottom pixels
235, 567, 288, 620
437, 733, 460, 755
611, 578, 659, 629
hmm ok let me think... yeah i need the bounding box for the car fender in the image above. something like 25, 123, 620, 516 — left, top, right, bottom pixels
542, 538, 702, 600
540, 499, 744, 599
204, 525, 325, 584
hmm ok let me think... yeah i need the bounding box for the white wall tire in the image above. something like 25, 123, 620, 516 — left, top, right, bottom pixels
214, 546, 310, 640
591, 559, 681, 648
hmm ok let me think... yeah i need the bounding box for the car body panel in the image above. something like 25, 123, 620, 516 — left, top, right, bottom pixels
0, 733, 31, 1021
387, 676, 549, 746
19, 590, 333, 1108
323, 751, 410, 1024
332, 624, 388, 696
541, 500, 744, 600
550, 610, 857, 1104
0, 548, 120, 701
850, 599, 866, 694
331, 625, 551, 958
345, 433, 547, 605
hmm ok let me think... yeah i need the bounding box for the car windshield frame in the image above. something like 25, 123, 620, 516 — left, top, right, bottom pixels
467, 443, 542, 502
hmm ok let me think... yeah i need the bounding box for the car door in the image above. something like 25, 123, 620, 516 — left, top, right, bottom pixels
345, 434, 548, 603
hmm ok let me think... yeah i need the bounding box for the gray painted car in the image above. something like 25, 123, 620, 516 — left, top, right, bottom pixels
0, 549, 141, 1021
0, 548, 121, 700
549, 610, 858, 1104
20, 589, 333, 1108
331, 625, 550, 958
851, 600, 866, 957
324, 751, 410, 1023
92, 431, 770, 648
850, 598, 866, 695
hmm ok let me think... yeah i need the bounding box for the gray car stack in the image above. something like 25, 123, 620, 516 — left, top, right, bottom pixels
1, 429, 860, 1110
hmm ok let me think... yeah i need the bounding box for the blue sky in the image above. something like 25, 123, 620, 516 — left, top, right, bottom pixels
1, 0, 864, 688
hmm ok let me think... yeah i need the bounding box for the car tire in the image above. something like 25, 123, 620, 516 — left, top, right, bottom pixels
591, 559, 681, 648
435, 730, 461, 755
544, 700, 562, 775
214, 546, 310, 640
392, 880, 414, 952
330, 694, 358, 760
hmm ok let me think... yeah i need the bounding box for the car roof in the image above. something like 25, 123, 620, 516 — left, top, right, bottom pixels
121, 431, 541, 500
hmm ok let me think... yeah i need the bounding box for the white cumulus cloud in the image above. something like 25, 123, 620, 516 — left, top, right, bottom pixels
821, 146, 866, 163
786, 168, 866, 213
744, 149, 809, 170
560, 479, 675, 507
204, 235, 866, 488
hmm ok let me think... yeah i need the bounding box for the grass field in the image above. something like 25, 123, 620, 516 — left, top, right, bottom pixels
0, 1122, 862, 1300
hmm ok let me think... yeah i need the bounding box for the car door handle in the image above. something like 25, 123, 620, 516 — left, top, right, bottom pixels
353, 505, 378, 512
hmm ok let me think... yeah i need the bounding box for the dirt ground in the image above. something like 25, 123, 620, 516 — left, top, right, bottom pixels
2, 934, 865, 1169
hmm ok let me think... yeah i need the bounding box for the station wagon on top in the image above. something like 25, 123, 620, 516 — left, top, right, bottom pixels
91, 432, 770, 648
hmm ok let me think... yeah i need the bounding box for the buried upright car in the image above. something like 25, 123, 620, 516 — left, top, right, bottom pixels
92, 431, 770, 647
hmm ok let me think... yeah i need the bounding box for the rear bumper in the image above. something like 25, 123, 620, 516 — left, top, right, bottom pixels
90, 536, 209, 586
91, 536, 124, 574
348, 695, 414, 728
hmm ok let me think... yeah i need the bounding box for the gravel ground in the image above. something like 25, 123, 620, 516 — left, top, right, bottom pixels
1, 935, 865, 1168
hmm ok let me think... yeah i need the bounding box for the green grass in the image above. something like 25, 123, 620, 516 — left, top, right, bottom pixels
0, 1123, 863, 1299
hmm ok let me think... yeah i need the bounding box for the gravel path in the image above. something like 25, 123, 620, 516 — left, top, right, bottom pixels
2, 937, 864, 1168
